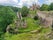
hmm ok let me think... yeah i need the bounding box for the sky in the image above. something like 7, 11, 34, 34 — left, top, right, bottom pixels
0, 0, 53, 8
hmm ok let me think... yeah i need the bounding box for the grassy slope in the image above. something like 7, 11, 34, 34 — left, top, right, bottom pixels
5, 27, 51, 40
4, 17, 51, 40
18, 17, 40, 33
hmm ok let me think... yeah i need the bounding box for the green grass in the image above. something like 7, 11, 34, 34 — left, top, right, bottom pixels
4, 27, 51, 40
40, 27, 51, 34
18, 17, 40, 33
4, 17, 51, 40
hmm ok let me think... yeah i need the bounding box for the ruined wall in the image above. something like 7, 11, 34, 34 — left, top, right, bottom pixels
16, 12, 27, 28
30, 4, 40, 11
37, 11, 53, 27
6, 12, 27, 33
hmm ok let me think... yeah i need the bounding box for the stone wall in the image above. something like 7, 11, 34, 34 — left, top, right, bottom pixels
37, 11, 53, 27
30, 4, 40, 11
16, 12, 27, 28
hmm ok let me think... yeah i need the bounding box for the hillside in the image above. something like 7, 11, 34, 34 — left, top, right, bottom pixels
0, 4, 53, 40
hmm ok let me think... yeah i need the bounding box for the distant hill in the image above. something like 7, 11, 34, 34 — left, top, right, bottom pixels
0, 5, 21, 13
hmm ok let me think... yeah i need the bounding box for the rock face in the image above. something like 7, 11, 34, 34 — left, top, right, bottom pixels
6, 25, 11, 33
30, 4, 40, 11
37, 11, 53, 27
16, 12, 27, 28
21, 19, 27, 28
14, 12, 27, 28
6, 24, 18, 34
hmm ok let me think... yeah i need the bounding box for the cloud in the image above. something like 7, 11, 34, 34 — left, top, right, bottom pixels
0, 0, 18, 6
0, 0, 53, 8
0, 0, 39, 7
0, 0, 18, 3
18, 0, 39, 7
44, 0, 53, 4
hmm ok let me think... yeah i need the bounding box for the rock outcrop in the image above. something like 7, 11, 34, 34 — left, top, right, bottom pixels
37, 11, 53, 27
30, 4, 40, 11
16, 12, 27, 28
6, 12, 27, 33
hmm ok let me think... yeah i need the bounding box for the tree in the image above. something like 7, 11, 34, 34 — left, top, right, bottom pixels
21, 6, 29, 17
48, 3, 53, 11
0, 5, 21, 13
8, 6, 21, 13
0, 6, 16, 34
40, 4, 49, 11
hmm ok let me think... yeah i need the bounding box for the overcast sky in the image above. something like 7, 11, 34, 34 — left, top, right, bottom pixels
0, 0, 53, 8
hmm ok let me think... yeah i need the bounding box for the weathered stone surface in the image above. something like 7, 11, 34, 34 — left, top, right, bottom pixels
6, 25, 12, 33
21, 19, 27, 28
17, 12, 22, 20
16, 12, 27, 28
37, 11, 53, 27
30, 4, 40, 11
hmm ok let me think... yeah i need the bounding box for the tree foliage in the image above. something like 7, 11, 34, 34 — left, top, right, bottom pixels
40, 3, 53, 11
0, 6, 16, 34
48, 3, 53, 11
21, 6, 29, 17
40, 4, 49, 11
0, 5, 21, 13
8, 6, 21, 12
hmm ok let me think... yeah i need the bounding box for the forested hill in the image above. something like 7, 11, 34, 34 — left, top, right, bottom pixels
0, 5, 21, 12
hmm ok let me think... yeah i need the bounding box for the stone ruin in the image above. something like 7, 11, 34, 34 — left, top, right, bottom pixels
6, 12, 27, 34
6, 11, 53, 34
37, 11, 53, 27
16, 12, 27, 28
6, 25, 18, 34
30, 4, 40, 11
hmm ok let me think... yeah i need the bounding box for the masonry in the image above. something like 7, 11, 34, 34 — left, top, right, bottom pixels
37, 11, 53, 27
